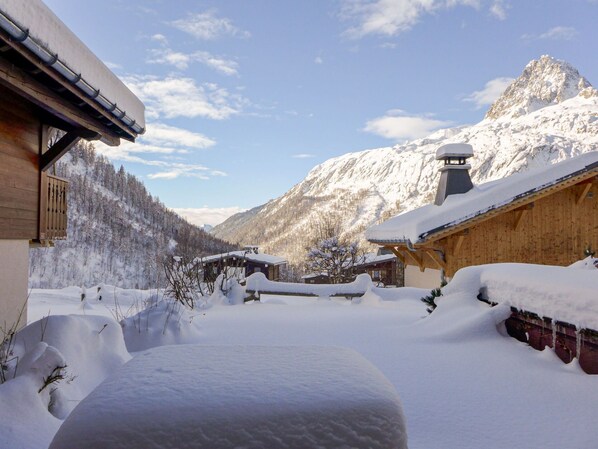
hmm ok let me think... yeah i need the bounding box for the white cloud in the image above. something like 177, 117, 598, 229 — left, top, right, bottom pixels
103, 61, 122, 70
340, 0, 481, 38
292, 153, 316, 159
172, 206, 247, 227
364, 110, 452, 141
464, 77, 514, 108
171, 10, 250, 40
314, 56, 324, 64
490, 0, 508, 20
147, 48, 239, 76
144, 123, 216, 149
540, 26, 578, 40
94, 121, 224, 180
124, 75, 246, 120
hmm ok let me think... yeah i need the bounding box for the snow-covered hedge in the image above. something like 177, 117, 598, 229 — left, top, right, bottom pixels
246, 272, 373, 297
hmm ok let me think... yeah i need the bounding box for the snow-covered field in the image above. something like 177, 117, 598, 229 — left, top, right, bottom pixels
2, 269, 598, 449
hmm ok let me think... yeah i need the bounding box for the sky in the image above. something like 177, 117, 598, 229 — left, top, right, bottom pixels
44, 0, 598, 227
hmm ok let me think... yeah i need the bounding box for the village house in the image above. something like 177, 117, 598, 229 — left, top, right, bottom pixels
352, 250, 404, 287
202, 246, 287, 282
366, 144, 598, 288
0, 1, 144, 328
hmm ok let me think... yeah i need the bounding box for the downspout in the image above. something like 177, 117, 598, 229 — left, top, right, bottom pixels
0, 10, 144, 136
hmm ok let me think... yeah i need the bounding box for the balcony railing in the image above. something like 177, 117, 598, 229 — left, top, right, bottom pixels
40, 173, 68, 240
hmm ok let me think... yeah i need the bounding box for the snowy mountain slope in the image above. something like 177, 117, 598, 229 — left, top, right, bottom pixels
29, 143, 236, 289
212, 56, 598, 265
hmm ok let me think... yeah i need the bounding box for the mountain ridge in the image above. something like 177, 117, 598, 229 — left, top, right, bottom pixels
212, 56, 598, 266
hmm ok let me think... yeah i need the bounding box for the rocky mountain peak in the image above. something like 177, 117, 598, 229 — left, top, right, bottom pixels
485, 55, 594, 120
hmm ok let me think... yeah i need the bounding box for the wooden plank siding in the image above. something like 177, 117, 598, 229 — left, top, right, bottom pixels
0, 84, 43, 239
387, 178, 598, 277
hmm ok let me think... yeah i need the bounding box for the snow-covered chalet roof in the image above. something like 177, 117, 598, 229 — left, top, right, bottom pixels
0, 0, 144, 135
354, 253, 397, 267
367, 151, 598, 245
203, 251, 287, 266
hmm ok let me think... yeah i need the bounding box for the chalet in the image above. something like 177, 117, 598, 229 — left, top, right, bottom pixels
352, 250, 404, 287
366, 144, 598, 288
0, 1, 144, 328
302, 249, 404, 286
202, 246, 287, 282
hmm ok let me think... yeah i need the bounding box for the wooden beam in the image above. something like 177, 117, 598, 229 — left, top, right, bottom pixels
453, 234, 465, 256
41, 132, 81, 172
513, 202, 534, 231
403, 250, 425, 272
0, 55, 120, 146
387, 246, 406, 265
577, 182, 593, 205
425, 249, 446, 271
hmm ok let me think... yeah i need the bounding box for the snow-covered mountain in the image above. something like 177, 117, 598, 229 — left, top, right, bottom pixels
30, 143, 236, 288
212, 55, 598, 265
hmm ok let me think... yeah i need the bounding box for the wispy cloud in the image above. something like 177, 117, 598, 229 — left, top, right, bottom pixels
490, 0, 508, 20
464, 77, 514, 108
171, 10, 250, 40
339, 0, 483, 39
147, 43, 239, 76
94, 122, 223, 180
292, 153, 316, 159
314, 56, 324, 64
522, 26, 578, 41
364, 110, 452, 141
172, 206, 247, 227
124, 75, 247, 120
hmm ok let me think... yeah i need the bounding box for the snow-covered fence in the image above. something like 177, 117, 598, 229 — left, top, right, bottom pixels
245, 272, 373, 300
444, 261, 598, 373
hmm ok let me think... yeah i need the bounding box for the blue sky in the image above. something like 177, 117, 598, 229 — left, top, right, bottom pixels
45, 0, 598, 226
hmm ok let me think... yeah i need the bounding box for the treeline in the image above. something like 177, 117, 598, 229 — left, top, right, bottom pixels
29, 142, 236, 289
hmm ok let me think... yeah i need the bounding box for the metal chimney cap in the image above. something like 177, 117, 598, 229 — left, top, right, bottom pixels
435, 143, 474, 160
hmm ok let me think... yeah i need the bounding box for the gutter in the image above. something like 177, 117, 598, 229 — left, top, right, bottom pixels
0, 10, 144, 136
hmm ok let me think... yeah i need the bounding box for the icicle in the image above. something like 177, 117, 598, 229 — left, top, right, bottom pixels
551, 319, 557, 350
575, 326, 582, 362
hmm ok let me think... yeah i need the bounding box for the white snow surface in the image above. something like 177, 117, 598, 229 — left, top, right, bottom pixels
367, 151, 598, 243
49, 345, 407, 449
435, 143, 474, 159
0, 0, 145, 127
445, 263, 598, 330
7, 272, 598, 449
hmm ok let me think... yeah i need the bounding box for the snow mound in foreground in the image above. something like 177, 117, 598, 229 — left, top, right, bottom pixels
49, 345, 407, 449
0, 315, 130, 449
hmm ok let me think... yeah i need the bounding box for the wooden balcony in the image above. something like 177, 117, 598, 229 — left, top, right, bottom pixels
40, 173, 68, 240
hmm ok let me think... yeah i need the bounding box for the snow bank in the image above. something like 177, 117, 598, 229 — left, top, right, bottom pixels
246, 272, 373, 297
14, 315, 131, 416
0, 315, 130, 449
444, 263, 598, 330
49, 345, 407, 449
120, 297, 202, 353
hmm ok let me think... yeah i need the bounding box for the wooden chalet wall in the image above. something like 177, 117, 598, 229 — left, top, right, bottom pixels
0, 83, 44, 240
427, 179, 598, 277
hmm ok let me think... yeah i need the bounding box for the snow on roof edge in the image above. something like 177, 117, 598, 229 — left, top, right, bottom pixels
0, 0, 145, 132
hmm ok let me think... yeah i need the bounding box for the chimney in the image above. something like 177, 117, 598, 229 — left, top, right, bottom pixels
434, 143, 474, 206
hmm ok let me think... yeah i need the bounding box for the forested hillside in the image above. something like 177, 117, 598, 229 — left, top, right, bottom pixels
29, 142, 236, 289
